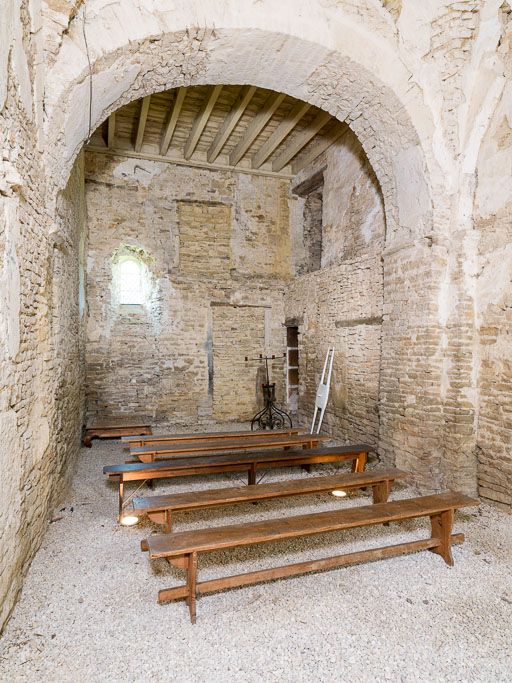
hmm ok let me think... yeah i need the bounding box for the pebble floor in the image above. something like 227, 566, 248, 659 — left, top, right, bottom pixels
0, 434, 511, 683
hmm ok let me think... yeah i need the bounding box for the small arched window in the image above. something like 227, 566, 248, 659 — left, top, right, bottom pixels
118, 257, 144, 305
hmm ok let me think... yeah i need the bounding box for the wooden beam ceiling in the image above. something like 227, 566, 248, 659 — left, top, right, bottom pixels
229, 91, 286, 166
107, 113, 116, 149
134, 96, 151, 152
291, 124, 349, 174
207, 85, 256, 163
89, 85, 348, 178
160, 87, 187, 156
184, 85, 223, 160
251, 100, 310, 169
272, 110, 331, 172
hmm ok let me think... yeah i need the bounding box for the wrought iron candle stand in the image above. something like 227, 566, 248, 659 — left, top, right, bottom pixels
245, 353, 293, 430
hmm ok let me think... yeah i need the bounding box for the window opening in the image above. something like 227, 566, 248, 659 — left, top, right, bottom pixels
111, 246, 153, 309
118, 258, 144, 305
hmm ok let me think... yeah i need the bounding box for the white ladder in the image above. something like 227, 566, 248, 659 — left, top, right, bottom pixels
310, 347, 334, 434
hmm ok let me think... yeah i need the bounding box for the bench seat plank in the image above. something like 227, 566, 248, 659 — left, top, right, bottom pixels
146, 492, 479, 622
122, 427, 301, 447
130, 433, 329, 462
147, 492, 477, 558
107, 446, 373, 477
83, 422, 152, 447
134, 469, 404, 513
104, 445, 373, 519
104, 444, 372, 477
135, 468, 407, 533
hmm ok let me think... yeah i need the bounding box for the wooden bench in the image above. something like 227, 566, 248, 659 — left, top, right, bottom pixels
130, 432, 329, 463
134, 468, 408, 533
122, 427, 301, 448
145, 491, 479, 623
83, 420, 152, 447
103, 444, 372, 518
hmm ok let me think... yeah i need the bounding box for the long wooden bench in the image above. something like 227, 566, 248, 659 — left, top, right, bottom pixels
134, 468, 408, 533
145, 491, 479, 623
122, 427, 301, 448
103, 444, 372, 518
130, 433, 329, 463
83, 421, 152, 447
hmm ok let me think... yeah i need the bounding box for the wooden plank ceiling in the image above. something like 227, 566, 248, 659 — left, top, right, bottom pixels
87, 85, 348, 178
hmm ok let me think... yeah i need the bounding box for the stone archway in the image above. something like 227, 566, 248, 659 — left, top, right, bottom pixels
41, 0, 462, 493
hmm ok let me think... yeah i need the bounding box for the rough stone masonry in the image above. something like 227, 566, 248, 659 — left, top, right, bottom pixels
1, 0, 511, 634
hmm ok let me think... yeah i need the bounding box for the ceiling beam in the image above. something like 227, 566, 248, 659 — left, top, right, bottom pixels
251, 101, 310, 169
85, 145, 294, 180
160, 87, 187, 156
207, 85, 257, 163
134, 95, 151, 152
229, 91, 286, 166
291, 124, 349, 174
107, 113, 116, 149
184, 84, 223, 160
272, 110, 331, 172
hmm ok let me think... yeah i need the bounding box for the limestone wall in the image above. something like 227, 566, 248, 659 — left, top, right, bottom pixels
0, 2, 85, 632
473, 7, 512, 508
286, 133, 385, 443
2, 0, 512, 637
84, 153, 290, 425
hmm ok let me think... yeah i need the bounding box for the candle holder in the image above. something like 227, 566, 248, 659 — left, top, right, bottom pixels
244, 353, 293, 430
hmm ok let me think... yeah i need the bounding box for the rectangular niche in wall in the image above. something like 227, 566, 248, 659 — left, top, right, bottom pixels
212, 304, 266, 422
292, 168, 324, 275
286, 325, 299, 413
177, 201, 232, 277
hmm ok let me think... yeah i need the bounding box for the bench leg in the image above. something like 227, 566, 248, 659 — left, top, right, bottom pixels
351, 451, 367, 473
248, 464, 257, 486
429, 509, 454, 566
372, 481, 390, 504
372, 480, 391, 526
186, 552, 198, 624
118, 479, 124, 521
164, 510, 173, 534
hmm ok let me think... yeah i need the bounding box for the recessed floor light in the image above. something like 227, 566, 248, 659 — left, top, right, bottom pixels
120, 515, 139, 526
331, 489, 347, 497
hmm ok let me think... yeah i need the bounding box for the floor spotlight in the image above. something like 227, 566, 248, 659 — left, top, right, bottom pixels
331, 489, 347, 498
120, 515, 139, 526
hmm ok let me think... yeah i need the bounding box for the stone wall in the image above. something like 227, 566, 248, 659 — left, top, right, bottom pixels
286, 132, 385, 443
3, 0, 512, 636
0, 2, 85, 632
84, 153, 290, 426
473, 6, 512, 508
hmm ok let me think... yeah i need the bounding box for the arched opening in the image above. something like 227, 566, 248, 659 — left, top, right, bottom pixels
81, 83, 386, 435
44, 18, 446, 501
5, 0, 512, 655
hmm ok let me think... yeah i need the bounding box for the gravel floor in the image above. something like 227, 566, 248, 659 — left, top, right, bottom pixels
0, 431, 511, 683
